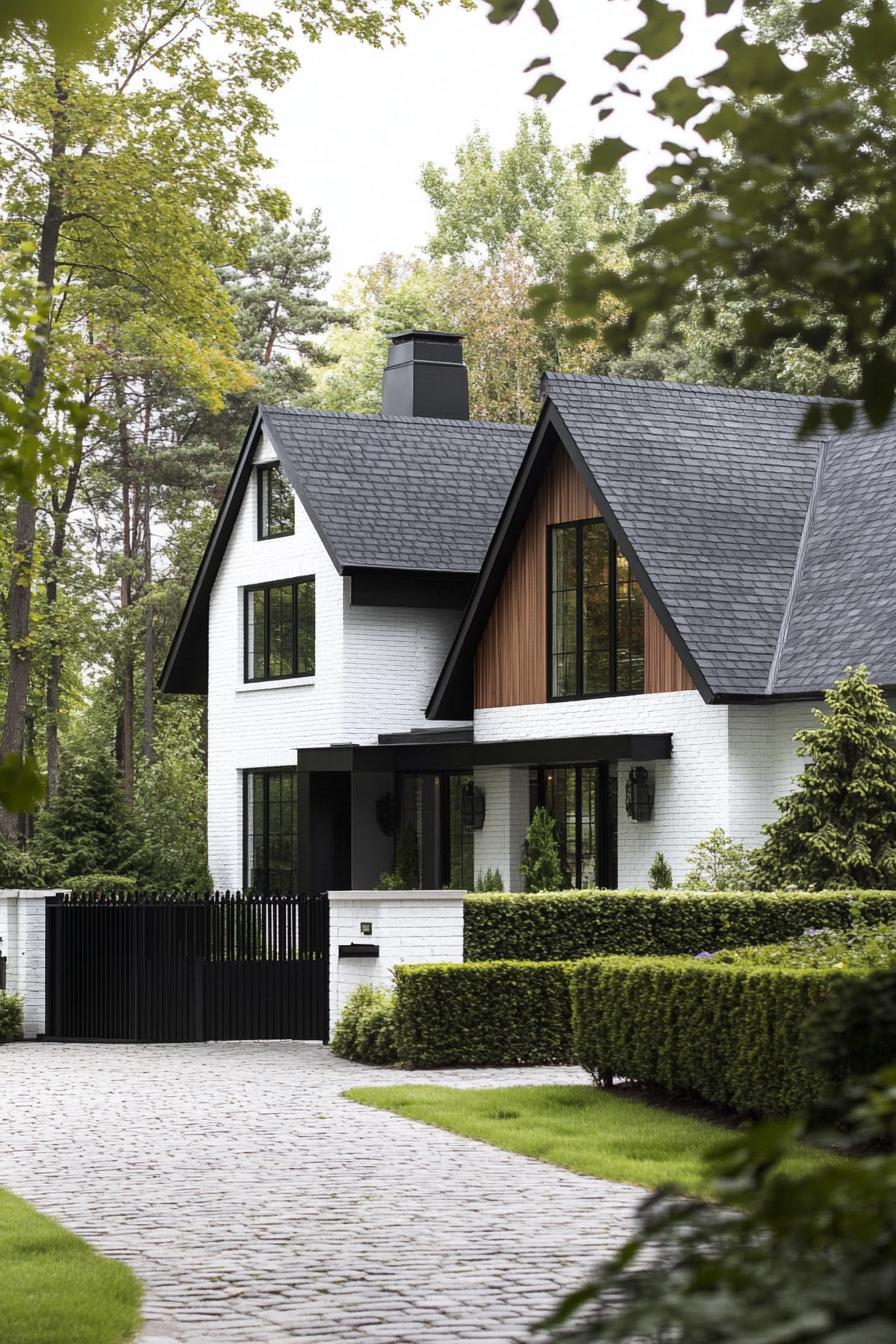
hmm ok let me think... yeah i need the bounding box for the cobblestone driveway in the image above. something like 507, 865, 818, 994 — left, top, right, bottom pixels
0, 1042, 646, 1344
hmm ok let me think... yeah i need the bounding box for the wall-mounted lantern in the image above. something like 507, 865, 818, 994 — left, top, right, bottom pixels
461, 781, 486, 830
375, 792, 398, 837
625, 766, 654, 822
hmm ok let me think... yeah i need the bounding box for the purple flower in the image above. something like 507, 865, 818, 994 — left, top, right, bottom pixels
803, 927, 823, 938
694, 951, 715, 960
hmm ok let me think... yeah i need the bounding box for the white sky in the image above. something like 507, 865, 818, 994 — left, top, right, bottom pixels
264, 0, 738, 291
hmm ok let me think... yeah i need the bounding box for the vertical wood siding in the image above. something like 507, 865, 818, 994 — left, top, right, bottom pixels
473, 444, 694, 709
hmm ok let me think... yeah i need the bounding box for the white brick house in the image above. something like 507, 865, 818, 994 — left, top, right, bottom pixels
161, 332, 896, 892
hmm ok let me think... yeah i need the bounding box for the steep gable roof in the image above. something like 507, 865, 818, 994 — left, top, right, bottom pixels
429, 374, 896, 718
159, 406, 530, 694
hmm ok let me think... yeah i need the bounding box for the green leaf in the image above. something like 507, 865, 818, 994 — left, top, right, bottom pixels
581, 138, 635, 174
799, 403, 824, 438
626, 0, 685, 61
484, 0, 526, 24
527, 72, 566, 101
606, 48, 637, 71
800, 0, 851, 36
533, 0, 559, 34
653, 76, 712, 126
706, 0, 735, 11
0, 752, 44, 815
829, 401, 856, 431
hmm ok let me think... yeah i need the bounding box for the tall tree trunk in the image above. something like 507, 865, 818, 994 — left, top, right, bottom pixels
117, 387, 135, 801
45, 453, 83, 800
0, 73, 69, 840
142, 404, 154, 764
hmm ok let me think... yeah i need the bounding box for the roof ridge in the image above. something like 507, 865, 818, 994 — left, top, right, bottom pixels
541, 372, 854, 407
259, 404, 532, 432
765, 439, 829, 695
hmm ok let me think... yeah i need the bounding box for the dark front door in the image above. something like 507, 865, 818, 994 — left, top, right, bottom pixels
310, 771, 351, 892
534, 764, 618, 888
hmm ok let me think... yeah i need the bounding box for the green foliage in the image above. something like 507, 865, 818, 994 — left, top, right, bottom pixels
803, 967, 896, 1087
330, 985, 398, 1064
681, 827, 754, 890
63, 875, 137, 894
33, 752, 142, 884
0, 834, 45, 888
569, 956, 852, 1116
538, 1071, 896, 1342
133, 708, 212, 894
648, 851, 672, 890
519, 806, 566, 892
755, 666, 896, 889
377, 826, 420, 891
0, 991, 23, 1042
495, 0, 896, 431
463, 889, 896, 962
716, 921, 896, 972
393, 961, 574, 1066
473, 867, 505, 892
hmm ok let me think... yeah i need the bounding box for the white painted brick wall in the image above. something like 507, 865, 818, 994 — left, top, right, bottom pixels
0, 890, 58, 1038
206, 432, 472, 889
328, 891, 464, 1029
473, 766, 529, 893
473, 691, 816, 889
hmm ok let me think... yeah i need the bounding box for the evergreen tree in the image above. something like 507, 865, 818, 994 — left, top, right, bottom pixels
33, 751, 142, 883
754, 666, 896, 890
648, 851, 673, 890
519, 806, 565, 893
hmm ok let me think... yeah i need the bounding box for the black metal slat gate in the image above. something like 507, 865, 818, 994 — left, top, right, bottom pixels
45, 891, 329, 1043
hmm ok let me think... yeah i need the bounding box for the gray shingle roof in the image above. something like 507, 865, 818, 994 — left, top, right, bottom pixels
262, 407, 531, 573
770, 416, 896, 694
544, 374, 831, 697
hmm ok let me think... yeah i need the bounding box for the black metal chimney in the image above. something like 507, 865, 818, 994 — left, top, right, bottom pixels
382, 330, 469, 419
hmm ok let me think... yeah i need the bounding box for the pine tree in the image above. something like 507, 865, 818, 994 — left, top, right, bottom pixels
33, 751, 143, 883
519, 806, 565, 892
754, 666, 896, 890
649, 851, 673, 890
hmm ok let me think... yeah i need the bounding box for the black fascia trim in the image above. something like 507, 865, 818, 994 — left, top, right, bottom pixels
427, 401, 559, 721
347, 567, 474, 610
296, 732, 672, 775
548, 406, 714, 704
159, 410, 265, 695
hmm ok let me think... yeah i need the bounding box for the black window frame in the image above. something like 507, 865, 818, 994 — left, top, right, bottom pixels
242, 766, 300, 894
532, 764, 617, 889
547, 518, 644, 701
243, 575, 315, 683
256, 462, 295, 541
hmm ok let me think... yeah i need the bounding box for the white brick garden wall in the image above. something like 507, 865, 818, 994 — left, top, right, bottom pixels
472, 691, 818, 889
0, 890, 60, 1038
206, 432, 469, 890
328, 890, 464, 1030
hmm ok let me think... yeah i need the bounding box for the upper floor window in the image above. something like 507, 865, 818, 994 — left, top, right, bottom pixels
244, 577, 315, 682
257, 463, 294, 540
548, 519, 644, 699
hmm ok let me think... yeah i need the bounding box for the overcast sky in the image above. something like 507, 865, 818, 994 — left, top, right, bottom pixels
264, 0, 738, 291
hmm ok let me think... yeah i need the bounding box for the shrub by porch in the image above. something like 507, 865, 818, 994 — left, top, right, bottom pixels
463, 888, 896, 963
0, 992, 22, 1043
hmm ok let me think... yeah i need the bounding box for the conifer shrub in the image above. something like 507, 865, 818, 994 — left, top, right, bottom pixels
377, 826, 420, 890
519, 806, 565, 892
330, 985, 398, 1064
648, 851, 673, 889
0, 992, 23, 1043
34, 752, 142, 884
755, 665, 896, 889
473, 867, 505, 892
393, 961, 574, 1066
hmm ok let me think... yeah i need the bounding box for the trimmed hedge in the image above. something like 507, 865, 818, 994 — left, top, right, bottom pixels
393, 961, 573, 1066
330, 985, 398, 1064
464, 889, 896, 963
569, 956, 865, 1116
0, 992, 23, 1043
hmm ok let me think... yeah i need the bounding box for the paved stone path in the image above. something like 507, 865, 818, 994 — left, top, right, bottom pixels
0, 1042, 647, 1343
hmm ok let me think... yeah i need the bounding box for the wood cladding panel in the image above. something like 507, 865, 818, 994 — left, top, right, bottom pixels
474, 445, 694, 709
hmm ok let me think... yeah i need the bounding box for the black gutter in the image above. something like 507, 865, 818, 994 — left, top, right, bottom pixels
296, 732, 672, 774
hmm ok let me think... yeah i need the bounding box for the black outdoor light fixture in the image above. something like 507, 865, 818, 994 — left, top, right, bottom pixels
625, 766, 654, 823
461, 781, 486, 830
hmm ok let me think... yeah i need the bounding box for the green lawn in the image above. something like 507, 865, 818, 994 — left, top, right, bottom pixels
0, 1188, 142, 1344
345, 1084, 840, 1198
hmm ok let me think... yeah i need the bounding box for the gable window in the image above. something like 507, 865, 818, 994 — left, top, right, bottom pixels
549, 519, 644, 699
244, 577, 315, 682
257, 463, 295, 539
244, 768, 299, 892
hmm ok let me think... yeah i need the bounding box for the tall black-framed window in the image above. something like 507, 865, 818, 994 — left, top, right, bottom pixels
396, 771, 475, 891
244, 768, 300, 892
531, 764, 618, 889
257, 463, 295, 540
244, 576, 315, 682
548, 519, 644, 700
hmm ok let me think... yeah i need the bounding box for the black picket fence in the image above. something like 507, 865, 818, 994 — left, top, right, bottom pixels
45, 890, 329, 1044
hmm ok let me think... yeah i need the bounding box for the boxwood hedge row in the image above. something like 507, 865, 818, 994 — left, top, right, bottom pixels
393, 960, 573, 1067
569, 956, 865, 1116
464, 889, 896, 963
